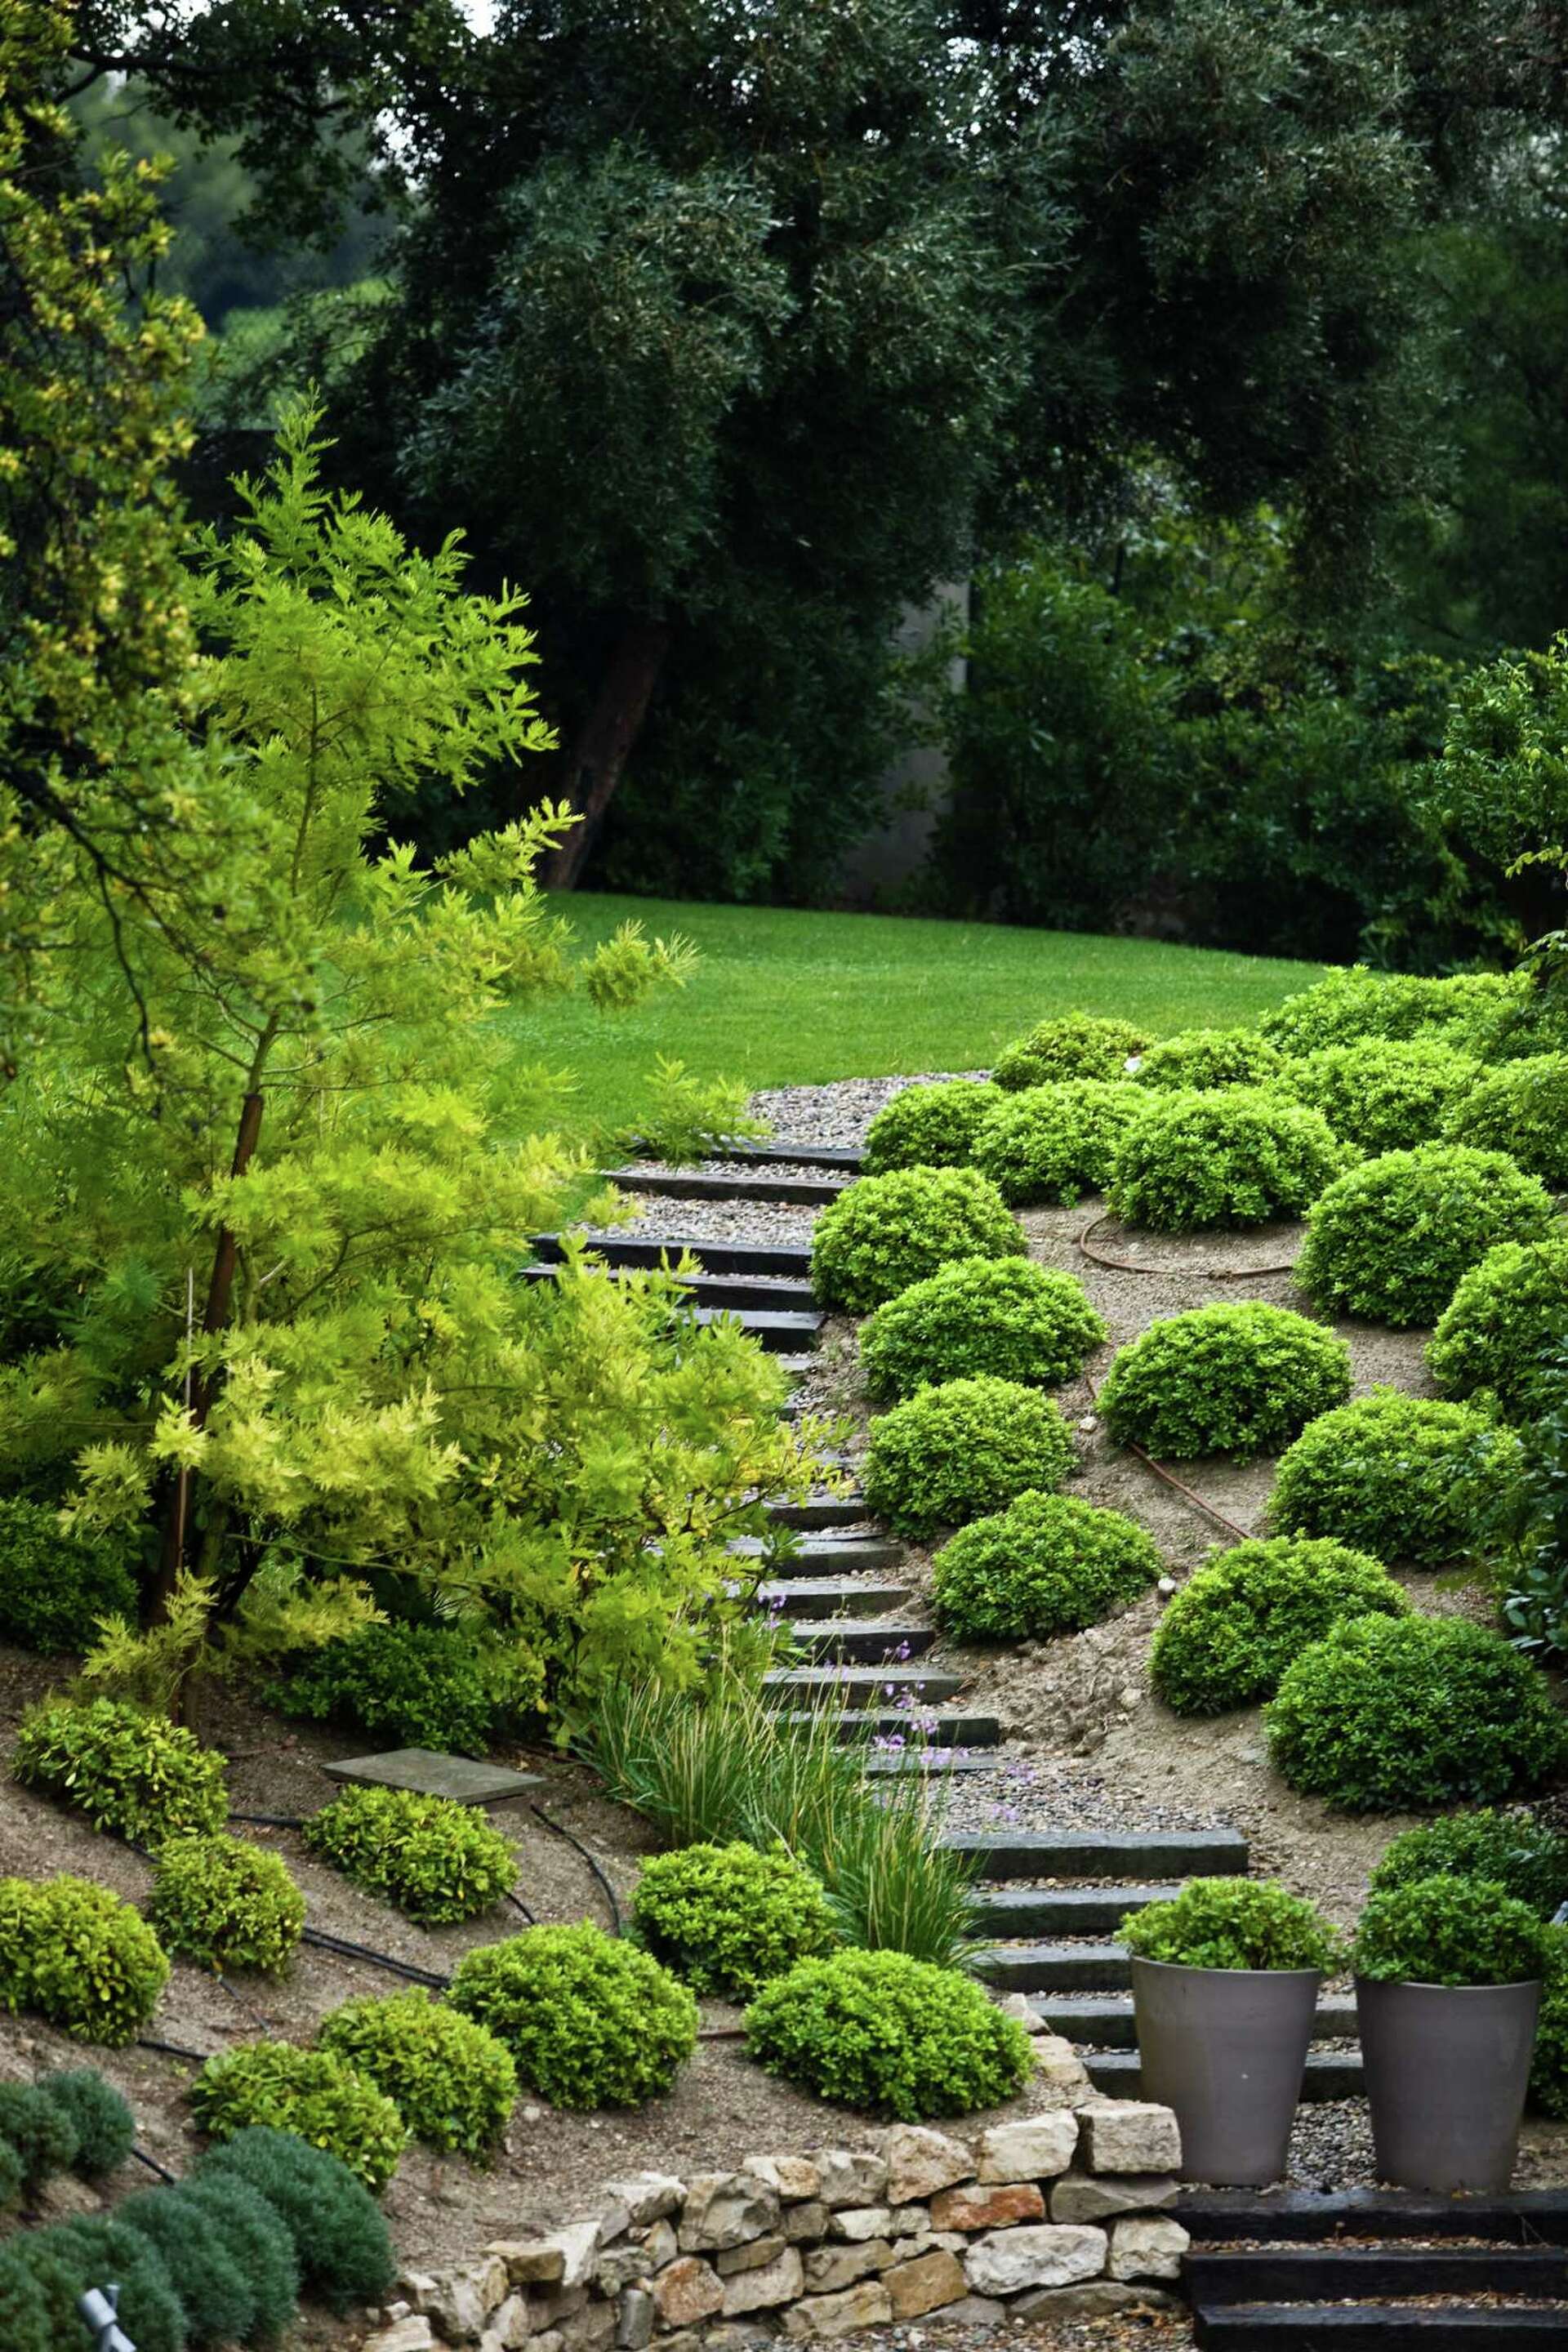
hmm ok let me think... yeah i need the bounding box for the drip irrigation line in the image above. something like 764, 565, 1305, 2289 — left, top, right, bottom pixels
136, 2036, 213, 2064
298, 1924, 451, 1989
529, 1802, 622, 1936
131, 2145, 180, 2183
1076, 1212, 1297, 1284
213, 1971, 278, 2033
229, 1811, 306, 1829
506, 1888, 537, 1926
697, 2027, 746, 2042
1083, 1371, 1256, 1547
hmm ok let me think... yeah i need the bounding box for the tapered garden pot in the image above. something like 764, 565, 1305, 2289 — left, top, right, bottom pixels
1131, 1955, 1321, 2185
1356, 1976, 1542, 2193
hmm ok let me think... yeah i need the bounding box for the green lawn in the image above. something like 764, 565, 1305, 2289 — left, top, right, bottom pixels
497, 896, 1327, 1147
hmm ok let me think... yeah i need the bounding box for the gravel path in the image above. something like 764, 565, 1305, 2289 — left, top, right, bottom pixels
751, 1073, 986, 1150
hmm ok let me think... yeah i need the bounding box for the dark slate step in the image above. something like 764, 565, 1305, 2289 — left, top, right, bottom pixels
763, 1664, 964, 1708
521, 1262, 817, 1312
976, 1940, 1129, 1993
861, 1748, 1003, 1777
764, 1494, 871, 1530
730, 1534, 905, 1575
782, 1619, 938, 1665
692, 1305, 822, 1353
1090, 2049, 1363, 2101
773, 1709, 1000, 1748
755, 1579, 912, 1620
970, 1884, 1183, 1938
608, 1168, 849, 1206
1193, 2305, 1568, 2352
534, 1232, 814, 1279
1035, 1991, 1360, 2051
1189, 2252, 1568, 2306
1178, 2190, 1568, 2248
691, 1141, 863, 1174
941, 1827, 1250, 1882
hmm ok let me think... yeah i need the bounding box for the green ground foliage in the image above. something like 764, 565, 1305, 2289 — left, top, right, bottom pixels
1269, 1389, 1524, 1565
196, 2127, 396, 2310
11, 1699, 227, 1847
318, 1993, 518, 2163
863, 1377, 1076, 1538
1298, 1144, 1557, 1326
933, 1492, 1161, 1644
147, 1833, 305, 1976
1428, 1239, 1568, 1418
1277, 1038, 1479, 1154
1107, 1089, 1349, 1232
447, 1924, 698, 2109
1098, 1304, 1352, 1460
743, 1949, 1032, 2121
860, 1260, 1106, 1401
192, 2043, 408, 2192
301, 1785, 518, 1927
810, 1166, 1024, 1315
972, 1080, 1140, 1205
862, 1082, 1004, 1175
0, 1876, 170, 2045
630, 1842, 840, 2001
1151, 1538, 1410, 1717
1370, 1810, 1568, 1918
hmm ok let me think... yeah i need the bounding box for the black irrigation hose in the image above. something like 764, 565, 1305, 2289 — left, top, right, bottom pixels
506, 1888, 537, 1926
298, 1925, 451, 1990
131, 2145, 180, 2183
529, 1802, 622, 1936
1076, 1210, 1298, 1284
229, 1811, 306, 1829
136, 2037, 213, 2065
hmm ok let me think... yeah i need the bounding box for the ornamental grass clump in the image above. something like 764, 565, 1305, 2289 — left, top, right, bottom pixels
191, 2042, 408, 2192
1369, 1810, 1568, 1919
1353, 1874, 1551, 1988
148, 1832, 305, 1975
809, 1166, 1024, 1315
971, 1080, 1140, 1205
11, 1696, 226, 1847
1268, 1388, 1522, 1565
863, 1375, 1076, 1536
630, 1841, 839, 2000
196, 2126, 396, 2310
1130, 1027, 1284, 1092
743, 1948, 1032, 2119
1446, 1054, 1568, 1191
1098, 1303, 1351, 1459
991, 1012, 1149, 1089
862, 1080, 1005, 1174
0, 1875, 170, 2045
1298, 1144, 1557, 1327
1120, 1878, 1343, 1973
1428, 1238, 1568, 1419
933, 1490, 1160, 1643
302, 1784, 517, 1925
1107, 1088, 1349, 1232
1278, 1037, 1479, 1155
1265, 1615, 1567, 1811
447, 1922, 698, 2108
318, 1992, 518, 2162
0, 1498, 137, 1656
859, 1258, 1105, 1399
1150, 1538, 1410, 1717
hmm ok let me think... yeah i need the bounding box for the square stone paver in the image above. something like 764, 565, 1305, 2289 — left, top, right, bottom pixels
322, 1747, 545, 1805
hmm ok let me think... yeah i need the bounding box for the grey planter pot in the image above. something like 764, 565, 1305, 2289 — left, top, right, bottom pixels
1131, 1955, 1321, 2186
1356, 1975, 1542, 2193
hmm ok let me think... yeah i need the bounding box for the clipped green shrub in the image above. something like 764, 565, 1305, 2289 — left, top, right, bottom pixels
1269, 1388, 1523, 1565
1278, 1037, 1479, 1154
971, 1080, 1140, 1205
0, 2139, 22, 2212
196, 2125, 396, 2310
191, 2042, 408, 2192
1259, 968, 1514, 1056
1533, 1931, 1568, 2118
860, 1258, 1106, 1399
11, 1696, 226, 1847
1353, 1873, 1551, 1987
1446, 1054, 1568, 1190
631, 1842, 839, 2000
1098, 1303, 1351, 1459
1298, 1144, 1557, 1326
1265, 1615, 1567, 1811
1107, 1088, 1349, 1232
318, 1992, 517, 2162
447, 1922, 698, 2109
148, 1833, 305, 1976
0, 2081, 78, 2188
0, 1497, 137, 1655
2, 1876, 170, 2045
1120, 1877, 1343, 1971
809, 1167, 1025, 1316
1428, 1239, 1568, 1418
185, 2172, 300, 2344
1369, 1809, 1568, 1919
1151, 1537, 1410, 1717
863, 1375, 1076, 1537
862, 1080, 1004, 1174
1131, 1027, 1284, 1092
933, 1490, 1160, 1642
35, 2068, 135, 2178
0, 2238, 60, 2349
743, 1948, 1032, 2119
991, 1012, 1149, 1089
302, 1784, 517, 1925
29, 2216, 185, 2352
118, 2176, 288, 2350
271, 1619, 543, 1757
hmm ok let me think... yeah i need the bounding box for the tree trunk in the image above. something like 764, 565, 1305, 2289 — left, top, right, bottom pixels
542, 619, 670, 890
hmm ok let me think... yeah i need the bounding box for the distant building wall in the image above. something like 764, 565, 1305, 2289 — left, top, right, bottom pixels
838, 580, 969, 903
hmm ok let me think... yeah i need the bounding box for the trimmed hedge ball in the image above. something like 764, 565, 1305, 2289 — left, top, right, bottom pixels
991, 1012, 1149, 1089
860, 1258, 1106, 1399
1278, 1038, 1479, 1155
147, 1832, 305, 1976
191, 2042, 408, 2192
118, 2175, 298, 2350
1446, 1053, 1568, 1190
195, 2126, 396, 2312
1268, 1388, 1523, 1566
1259, 968, 1513, 1056
447, 1922, 698, 2109
1353, 1873, 1551, 1989
1297, 1144, 1557, 1327
1098, 1303, 1352, 1459
1369, 1808, 1568, 1919
302, 1784, 517, 1926
863, 1376, 1076, 1537
1265, 1615, 1568, 1811
631, 1842, 839, 2000
34, 2070, 135, 2179
809, 1167, 1025, 1316
1427, 1237, 1568, 1419
0, 1498, 137, 1656
318, 1992, 518, 2163
1120, 1877, 1344, 1973
11, 1696, 227, 1848
862, 1081, 1004, 1174
971, 1080, 1140, 1205
2, 1876, 170, 2046
0, 2082, 78, 2189
1149, 1537, 1410, 1717
743, 1948, 1033, 2120
1107, 1088, 1350, 1232
1130, 1027, 1284, 1092
933, 1490, 1161, 1643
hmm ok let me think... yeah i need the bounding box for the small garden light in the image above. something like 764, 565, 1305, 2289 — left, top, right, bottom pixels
79, 2281, 136, 2352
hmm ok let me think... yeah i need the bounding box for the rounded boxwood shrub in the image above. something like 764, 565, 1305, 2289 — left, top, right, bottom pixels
1369, 1809, 1568, 1918
2, 1876, 170, 2046
148, 1832, 305, 1976
1260, 968, 1512, 1056
191, 2042, 408, 2192
1353, 1873, 1551, 1988
860, 1258, 1106, 1400
1446, 1054, 1568, 1190
809, 1167, 1024, 1316
447, 1922, 698, 2109
11, 1696, 227, 1847
271, 1619, 542, 1757
1265, 1615, 1567, 1811
1278, 1038, 1479, 1155
0, 2082, 78, 2189
1098, 1303, 1351, 1459
302, 1784, 517, 1926
971, 1080, 1141, 1205
318, 1992, 517, 2162
34, 2069, 135, 2178
933, 1490, 1160, 1642
1150, 1537, 1410, 1717
196, 2125, 395, 2311
862, 1081, 1004, 1174
0, 1497, 137, 1655
991, 1012, 1149, 1089
1130, 1027, 1284, 1093
1107, 1089, 1349, 1232
863, 1375, 1076, 1537
1298, 1144, 1557, 1327
1532, 1931, 1568, 2119
1268, 1388, 1523, 1566
1428, 1238, 1568, 1419
1120, 1877, 1343, 1972
631, 1841, 839, 2000
743, 1948, 1032, 2119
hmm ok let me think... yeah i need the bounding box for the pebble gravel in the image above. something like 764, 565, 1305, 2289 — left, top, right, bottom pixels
750, 1072, 987, 1150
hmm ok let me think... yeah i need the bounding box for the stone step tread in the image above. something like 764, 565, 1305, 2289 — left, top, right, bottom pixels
763, 1495, 872, 1530
940, 1828, 1249, 1881
608, 1168, 849, 1205
763, 1666, 964, 1706
1033, 1991, 1360, 2049
1177, 2191, 1568, 2247
970, 1885, 1184, 1934
975, 1940, 1132, 1991
755, 1580, 913, 1619
522, 1263, 817, 1311
1090, 2050, 1361, 2101
1192, 2303, 1568, 2350
692, 1306, 822, 1349
729, 1535, 904, 1567
782, 1619, 939, 1664
773, 1710, 1001, 1747
1189, 2251, 1568, 2304
534, 1232, 815, 1278
861, 1750, 1004, 1776
673, 1140, 863, 1173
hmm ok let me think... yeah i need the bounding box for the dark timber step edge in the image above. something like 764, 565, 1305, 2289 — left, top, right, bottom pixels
608, 1169, 849, 1206
970, 1884, 1184, 1936
1187, 2252, 1568, 2306
782, 1619, 938, 1665
534, 1232, 814, 1279
976, 1940, 1131, 1993
730, 1535, 904, 1572
861, 1752, 1001, 1777
763, 1665, 963, 1708
773, 1710, 1000, 1748
659, 1140, 863, 1174
1036, 1991, 1360, 2050
1192, 2306, 1568, 2351
1176, 2189, 1568, 2247
520, 1263, 817, 1312
693, 1306, 822, 1352
1090, 2049, 1362, 2101
764, 1495, 871, 1530
941, 1827, 1250, 1881
755, 1580, 912, 1620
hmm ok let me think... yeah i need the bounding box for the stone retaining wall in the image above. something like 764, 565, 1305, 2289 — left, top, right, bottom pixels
368, 2101, 1188, 2352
